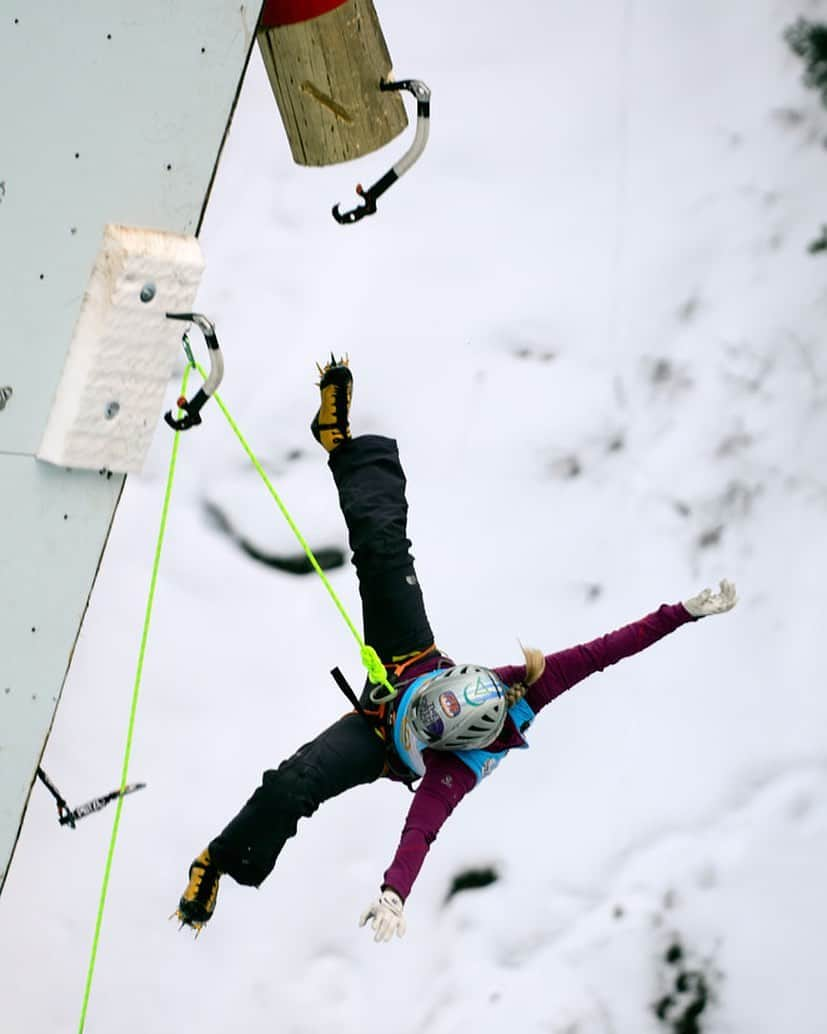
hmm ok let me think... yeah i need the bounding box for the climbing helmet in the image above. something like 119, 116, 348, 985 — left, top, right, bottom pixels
408, 665, 508, 750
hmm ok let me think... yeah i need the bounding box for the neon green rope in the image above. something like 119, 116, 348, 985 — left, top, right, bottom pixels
194, 362, 395, 699
77, 366, 191, 1033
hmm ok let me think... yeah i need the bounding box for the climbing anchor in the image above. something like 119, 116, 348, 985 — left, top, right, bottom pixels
164, 313, 225, 431
332, 79, 431, 225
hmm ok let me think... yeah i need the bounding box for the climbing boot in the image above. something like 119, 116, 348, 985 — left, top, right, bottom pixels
176, 848, 221, 933
311, 355, 352, 453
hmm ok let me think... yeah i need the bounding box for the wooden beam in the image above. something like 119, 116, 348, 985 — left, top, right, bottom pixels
258, 0, 408, 167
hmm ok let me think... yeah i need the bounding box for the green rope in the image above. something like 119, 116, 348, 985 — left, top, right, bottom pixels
77, 366, 191, 1033
194, 361, 396, 700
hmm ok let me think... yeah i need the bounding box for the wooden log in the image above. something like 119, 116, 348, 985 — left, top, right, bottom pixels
257, 0, 408, 167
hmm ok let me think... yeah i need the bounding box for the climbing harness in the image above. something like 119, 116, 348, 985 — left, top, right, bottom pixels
329, 644, 451, 788
332, 79, 431, 224
366, 642, 441, 704
163, 313, 224, 430
36, 767, 145, 829
330, 666, 374, 726
329, 667, 417, 791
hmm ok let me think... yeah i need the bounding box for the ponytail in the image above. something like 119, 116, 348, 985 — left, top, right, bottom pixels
503, 643, 546, 708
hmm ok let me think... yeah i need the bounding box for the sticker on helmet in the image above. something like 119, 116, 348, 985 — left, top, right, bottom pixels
463, 673, 500, 707
439, 690, 461, 718
418, 699, 444, 740
425, 716, 445, 739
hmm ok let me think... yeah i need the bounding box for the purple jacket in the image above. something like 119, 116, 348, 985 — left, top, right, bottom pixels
382, 602, 695, 900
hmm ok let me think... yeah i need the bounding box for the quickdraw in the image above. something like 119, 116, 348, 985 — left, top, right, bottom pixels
332, 79, 431, 224
36, 767, 146, 830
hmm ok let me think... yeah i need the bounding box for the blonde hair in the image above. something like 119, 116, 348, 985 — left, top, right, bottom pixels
503, 643, 546, 708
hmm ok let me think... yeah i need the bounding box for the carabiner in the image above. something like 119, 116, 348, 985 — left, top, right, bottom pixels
164, 313, 224, 431
332, 79, 431, 225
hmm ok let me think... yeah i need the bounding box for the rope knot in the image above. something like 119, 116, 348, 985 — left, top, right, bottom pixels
361, 644, 388, 683
361, 645, 398, 705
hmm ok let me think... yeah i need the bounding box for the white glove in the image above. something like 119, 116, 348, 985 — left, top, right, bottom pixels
683, 578, 738, 618
359, 889, 406, 943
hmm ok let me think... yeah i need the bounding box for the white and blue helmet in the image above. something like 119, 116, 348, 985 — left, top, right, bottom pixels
408, 665, 508, 750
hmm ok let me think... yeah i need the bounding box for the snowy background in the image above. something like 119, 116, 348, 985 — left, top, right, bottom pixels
2, 1, 827, 1031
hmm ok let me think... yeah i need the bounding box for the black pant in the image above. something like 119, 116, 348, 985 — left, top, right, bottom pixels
209, 436, 434, 886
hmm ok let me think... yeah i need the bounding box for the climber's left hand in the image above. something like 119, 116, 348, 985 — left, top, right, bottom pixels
359, 888, 406, 943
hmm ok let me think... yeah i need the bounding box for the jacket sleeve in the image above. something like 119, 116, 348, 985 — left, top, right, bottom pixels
496, 602, 696, 716
382, 751, 476, 901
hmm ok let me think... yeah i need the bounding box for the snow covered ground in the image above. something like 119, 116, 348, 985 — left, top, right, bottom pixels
2, 2, 827, 1031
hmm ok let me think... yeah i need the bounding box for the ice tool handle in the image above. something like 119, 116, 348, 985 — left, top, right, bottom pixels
164, 313, 224, 431
332, 79, 431, 224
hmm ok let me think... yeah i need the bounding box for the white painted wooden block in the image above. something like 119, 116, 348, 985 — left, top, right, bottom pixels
37, 224, 205, 473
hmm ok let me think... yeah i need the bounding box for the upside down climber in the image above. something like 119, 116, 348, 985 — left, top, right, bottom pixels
175, 358, 738, 942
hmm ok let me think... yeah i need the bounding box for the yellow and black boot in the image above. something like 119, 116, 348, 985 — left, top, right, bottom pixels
176, 848, 222, 933
311, 355, 352, 453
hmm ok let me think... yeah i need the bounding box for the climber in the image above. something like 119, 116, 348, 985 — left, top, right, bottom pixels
176, 358, 737, 941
